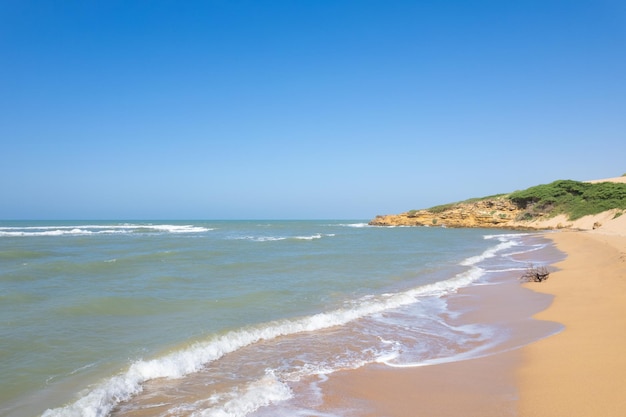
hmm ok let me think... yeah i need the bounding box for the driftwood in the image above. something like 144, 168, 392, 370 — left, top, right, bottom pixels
520, 264, 550, 282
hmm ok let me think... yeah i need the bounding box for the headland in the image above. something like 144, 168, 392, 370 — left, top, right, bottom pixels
369, 176, 626, 232
321, 176, 626, 416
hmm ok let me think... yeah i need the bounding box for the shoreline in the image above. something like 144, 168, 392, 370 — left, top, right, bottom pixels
316, 234, 563, 417
317, 227, 626, 416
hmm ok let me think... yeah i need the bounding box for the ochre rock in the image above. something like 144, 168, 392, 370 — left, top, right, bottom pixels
369, 198, 525, 228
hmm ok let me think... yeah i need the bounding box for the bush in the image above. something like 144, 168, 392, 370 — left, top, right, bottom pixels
508, 180, 626, 220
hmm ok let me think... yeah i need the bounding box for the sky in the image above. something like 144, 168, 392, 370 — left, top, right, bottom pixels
1, 0, 625, 219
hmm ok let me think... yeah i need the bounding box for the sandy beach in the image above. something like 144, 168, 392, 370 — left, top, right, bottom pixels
517, 229, 626, 416
320, 180, 626, 416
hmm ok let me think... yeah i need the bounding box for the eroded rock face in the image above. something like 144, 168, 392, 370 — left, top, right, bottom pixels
369, 198, 524, 228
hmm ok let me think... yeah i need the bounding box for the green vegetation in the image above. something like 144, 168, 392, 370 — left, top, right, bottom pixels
427, 194, 506, 213
407, 180, 626, 224
508, 180, 626, 220
428, 203, 456, 213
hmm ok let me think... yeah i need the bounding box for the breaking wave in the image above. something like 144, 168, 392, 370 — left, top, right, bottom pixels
41, 236, 514, 417
0, 224, 212, 237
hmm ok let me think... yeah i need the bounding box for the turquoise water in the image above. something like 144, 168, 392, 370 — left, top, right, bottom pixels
0, 221, 558, 417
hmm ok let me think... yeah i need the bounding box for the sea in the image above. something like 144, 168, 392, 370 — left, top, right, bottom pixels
0, 220, 564, 417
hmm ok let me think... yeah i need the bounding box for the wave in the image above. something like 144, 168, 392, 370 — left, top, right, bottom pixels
336, 223, 370, 228
484, 233, 554, 264
232, 233, 334, 242
294, 233, 335, 240
460, 234, 521, 266
190, 371, 293, 417
41, 235, 516, 417
483, 232, 529, 240
0, 224, 212, 237
484, 267, 527, 273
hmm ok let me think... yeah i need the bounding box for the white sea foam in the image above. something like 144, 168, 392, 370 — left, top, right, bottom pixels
485, 267, 526, 273
337, 223, 369, 228
485, 233, 553, 262
163, 372, 292, 417
0, 228, 97, 237
41, 236, 514, 417
506, 244, 549, 257
379, 317, 562, 369
235, 233, 333, 242
460, 239, 518, 266
380, 330, 505, 368
141, 225, 210, 233
0, 224, 212, 237
483, 233, 523, 240
237, 236, 288, 242
294, 233, 335, 240
192, 372, 293, 417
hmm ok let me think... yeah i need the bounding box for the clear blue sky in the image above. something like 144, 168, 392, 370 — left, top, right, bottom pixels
1, 0, 625, 219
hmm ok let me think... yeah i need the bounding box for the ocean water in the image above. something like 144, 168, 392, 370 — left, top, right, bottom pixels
0, 221, 561, 417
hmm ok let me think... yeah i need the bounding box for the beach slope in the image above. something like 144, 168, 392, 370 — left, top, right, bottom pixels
517, 229, 626, 416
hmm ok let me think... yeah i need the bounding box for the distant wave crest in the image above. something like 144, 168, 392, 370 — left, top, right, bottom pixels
0, 224, 212, 237
337, 223, 370, 228
232, 233, 334, 242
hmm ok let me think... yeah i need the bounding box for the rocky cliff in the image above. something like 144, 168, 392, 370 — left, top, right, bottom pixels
369, 197, 524, 228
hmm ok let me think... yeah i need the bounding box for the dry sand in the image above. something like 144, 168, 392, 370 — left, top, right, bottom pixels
587, 176, 626, 184
517, 229, 626, 416
319, 176, 626, 416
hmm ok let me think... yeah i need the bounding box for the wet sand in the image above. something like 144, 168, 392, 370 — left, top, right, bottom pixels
319, 228, 626, 416
318, 269, 561, 417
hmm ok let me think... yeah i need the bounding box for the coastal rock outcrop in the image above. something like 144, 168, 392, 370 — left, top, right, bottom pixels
369, 198, 523, 228
369, 177, 626, 231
